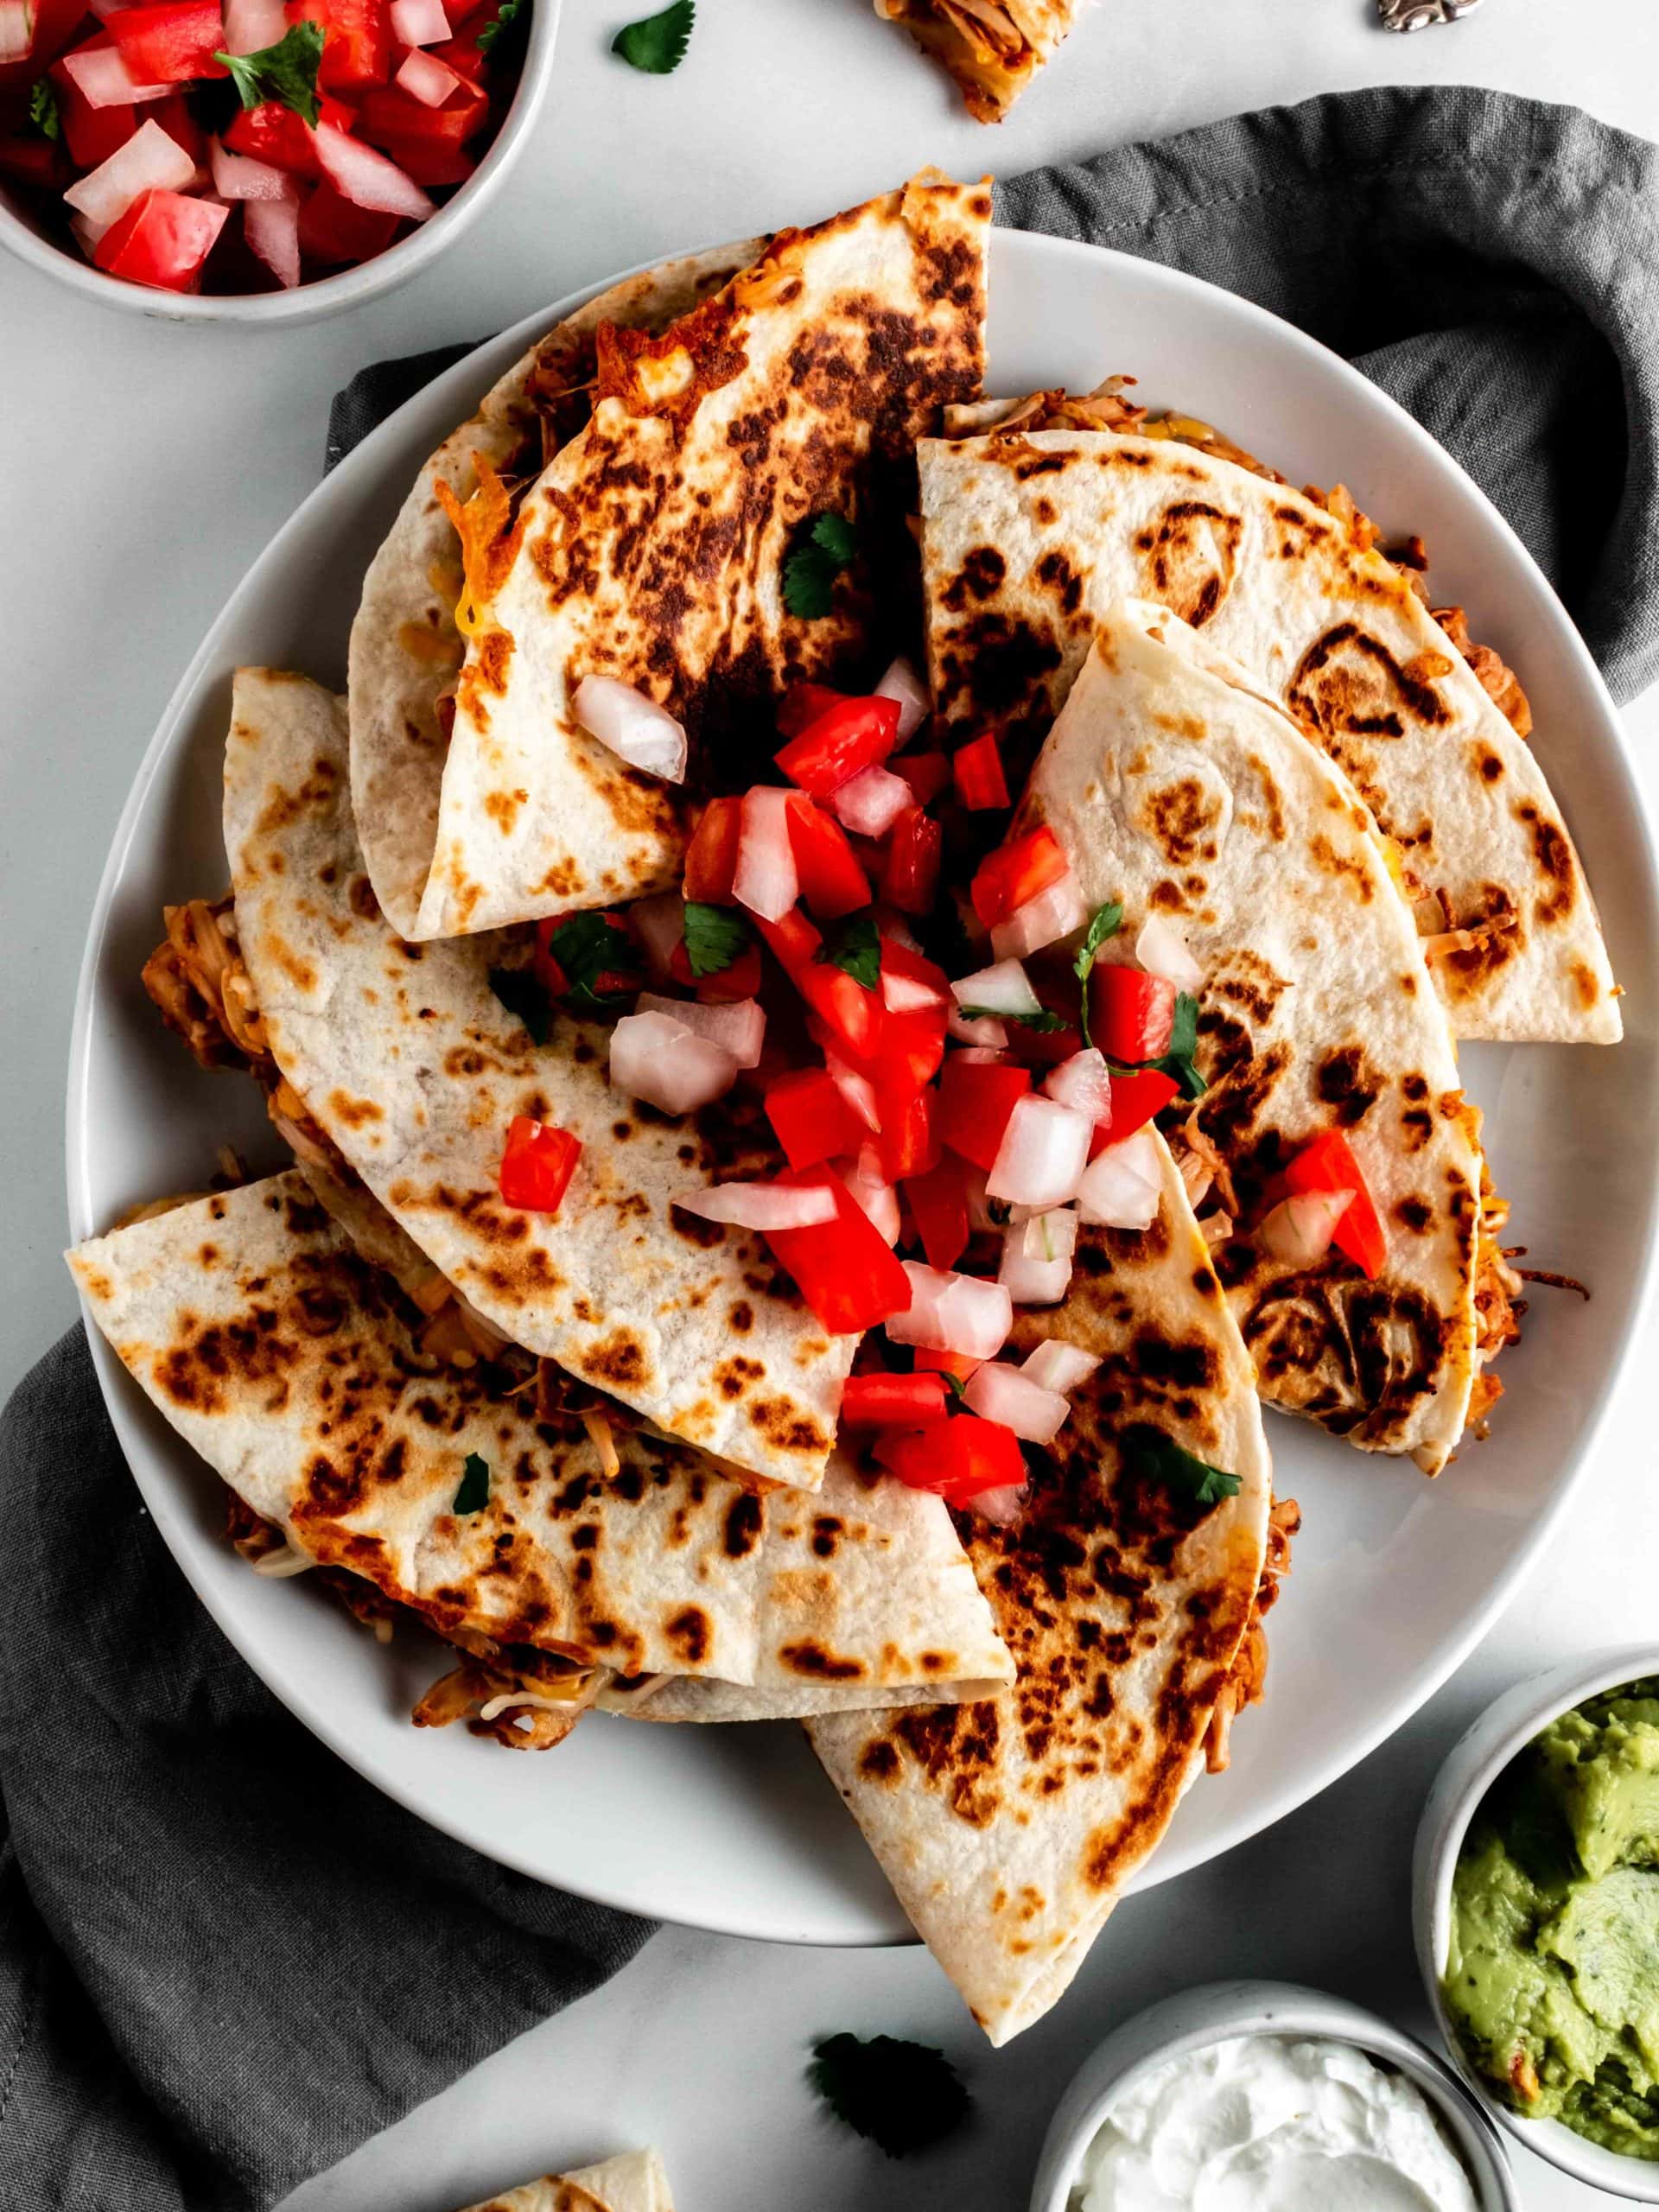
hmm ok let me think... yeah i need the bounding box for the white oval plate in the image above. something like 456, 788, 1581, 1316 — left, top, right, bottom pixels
67, 227, 1659, 1946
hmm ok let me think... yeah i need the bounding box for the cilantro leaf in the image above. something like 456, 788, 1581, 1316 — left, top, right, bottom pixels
29, 77, 60, 142
1147, 990, 1205, 1097
1125, 1424, 1240, 1508
489, 964, 555, 1045
478, 0, 528, 60
683, 900, 752, 979
612, 0, 693, 73
1074, 900, 1122, 1045
959, 1004, 1066, 1033
453, 1452, 491, 1515
817, 912, 880, 991
784, 512, 858, 620
216, 21, 324, 124
807, 2032, 971, 2159
939, 1369, 968, 1404
543, 911, 639, 1014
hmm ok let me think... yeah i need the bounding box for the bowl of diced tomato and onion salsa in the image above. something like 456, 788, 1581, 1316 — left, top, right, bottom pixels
509, 660, 1377, 1529
0, 0, 553, 317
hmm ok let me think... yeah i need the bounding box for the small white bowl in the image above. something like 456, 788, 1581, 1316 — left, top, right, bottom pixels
0, 0, 559, 325
1414, 1643, 1659, 2202
1028, 1978, 1517, 2212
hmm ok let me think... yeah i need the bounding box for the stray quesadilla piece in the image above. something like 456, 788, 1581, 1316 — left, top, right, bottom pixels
807, 1131, 1274, 2046
352, 239, 766, 943
1018, 598, 1492, 1472
68, 1175, 1013, 1713
225, 668, 855, 1492
919, 426, 1620, 1045
874, 1, 1078, 120
458, 2148, 674, 2212
372, 173, 988, 942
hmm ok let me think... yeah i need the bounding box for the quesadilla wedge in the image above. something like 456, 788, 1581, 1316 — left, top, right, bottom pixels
807, 1131, 1275, 2045
366, 173, 988, 942
459, 2150, 673, 2212
1018, 599, 1498, 1472
225, 668, 854, 1491
919, 423, 1620, 1044
69, 1174, 1013, 1722
874, 2, 1079, 120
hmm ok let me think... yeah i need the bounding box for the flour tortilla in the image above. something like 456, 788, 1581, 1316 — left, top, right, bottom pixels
225, 668, 853, 1491
1021, 600, 1485, 1472
874, 2, 1080, 121
919, 428, 1619, 1044
351, 240, 765, 941
69, 1175, 1011, 1698
459, 2148, 673, 2212
807, 1133, 1272, 2045
383, 173, 988, 940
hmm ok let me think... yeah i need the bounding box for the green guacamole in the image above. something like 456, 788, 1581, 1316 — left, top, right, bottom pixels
1445, 1677, 1659, 2159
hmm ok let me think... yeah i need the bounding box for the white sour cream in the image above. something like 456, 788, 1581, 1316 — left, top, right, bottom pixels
1071, 2034, 1481, 2212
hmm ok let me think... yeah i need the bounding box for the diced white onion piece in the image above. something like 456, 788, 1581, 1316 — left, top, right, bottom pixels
390, 0, 450, 40
1077, 1128, 1164, 1230
886, 1262, 1013, 1361
61, 45, 171, 105
830, 762, 911, 840
1011, 1206, 1079, 1267
0, 0, 33, 63
243, 194, 300, 288
223, 0, 287, 51
315, 121, 434, 221
635, 991, 765, 1070
990, 869, 1088, 961
1022, 1339, 1101, 1395
841, 1146, 900, 1244
70, 210, 106, 257
988, 1095, 1091, 1209
627, 891, 684, 982
1135, 912, 1205, 992
210, 137, 297, 202
825, 1049, 880, 1134
880, 966, 947, 1014
608, 1012, 737, 1116
950, 957, 1040, 1020
395, 44, 461, 105
873, 655, 930, 741
1258, 1187, 1354, 1268
969, 1482, 1027, 1527
673, 1182, 836, 1232
572, 674, 687, 784
734, 787, 798, 922
65, 118, 194, 226
1043, 1048, 1113, 1124
998, 1246, 1072, 1307
948, 1007, 1007, 1049
964, 1362, 1071, 1444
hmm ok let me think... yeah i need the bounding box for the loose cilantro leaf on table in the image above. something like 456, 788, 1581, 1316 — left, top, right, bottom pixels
453, 1452, 491, 1515
489, 965, 555, 1045
216, 21, 325, 124
29, 78, 60, 142
817, 912, 880, 990
1125, 1424, 1240, 1508
542, 911, 638, 1013
959, 1004, 1066, 1033
478, 0, 528, 60
807, 2032, 971, 2158
683, 900, 751, 978
612, 0, 694, 73
784, 512, 857, 620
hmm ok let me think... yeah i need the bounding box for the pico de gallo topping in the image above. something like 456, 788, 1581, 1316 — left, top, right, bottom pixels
0, 0, 527, 293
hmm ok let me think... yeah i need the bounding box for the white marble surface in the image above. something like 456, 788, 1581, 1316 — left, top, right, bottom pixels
6, 1, 1659, 2206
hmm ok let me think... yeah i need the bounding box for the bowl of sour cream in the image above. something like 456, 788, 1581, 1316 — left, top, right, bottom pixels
1028, 1980, 1516, 2212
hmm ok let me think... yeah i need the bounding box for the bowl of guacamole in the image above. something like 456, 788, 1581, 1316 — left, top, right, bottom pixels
1416, 1647, 1659, 2201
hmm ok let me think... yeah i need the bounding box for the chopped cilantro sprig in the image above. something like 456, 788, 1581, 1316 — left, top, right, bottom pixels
612, 0, 693, 73
215, 21, 324, 124
817, 912, 880, 990
683, 900, 751, 979
784, 512, 858, 620
29, 77, 60, 142
453, 1452, 492, 1515
1125, 1425, 1240, 1508
807, 2032, 971, 2158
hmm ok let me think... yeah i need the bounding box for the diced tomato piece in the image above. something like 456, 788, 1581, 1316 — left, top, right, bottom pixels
762, 1167, 913, 1335
1090, 1069, 1179, 1153
874, 1079, 935, 1184
970, 823, 1068, 931
683, 794, 740, 905
354, 73, 486, 152
878, 936, 951, 1007
1007, 1020, 1084, 1070
776, 681, 849, 740
798, 960, 883, 1064
1285, 1130, 1389, 1278
775, 695, 900, 798
225, 92, 356, 176
766, 1065, 861, 1173
953, 731, 1009, 811
913, 1344, 982, 1382
880, 1003, 947, 1090
1089, 965, 1177, 1064
0, 132, 69, 187
936, 1058, 1031, 1172
497, 1115, 581, 1214
48, 43, 136, 169
873, 1413, 1025, 1504
679, 942, 762, 1003
108, 0, 227, 82
150, 89, 203, 161
753, 906, 821, 981
289, 0, 391, 87
785, 793, 870, 920
371, 130, 474, 186
296, 175, 397, 263
880, 805, 941, 914
903, 1158, 971, 1273
839, 1370, 948, 1427
0, 0, 94, 87
424, 18, 488, 79
893, 750, 950, 807
94, 187, 226, 289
